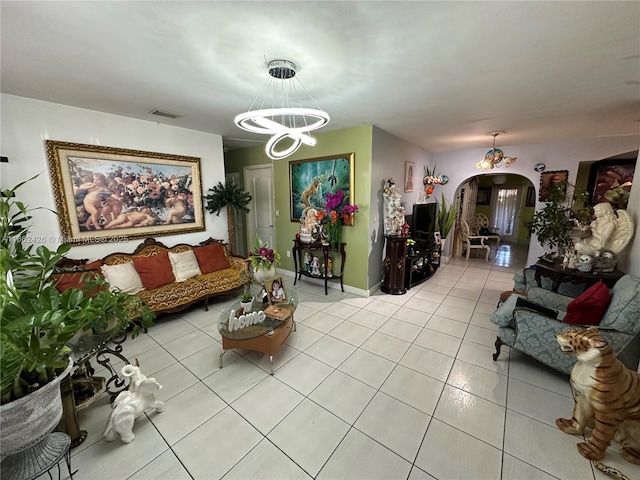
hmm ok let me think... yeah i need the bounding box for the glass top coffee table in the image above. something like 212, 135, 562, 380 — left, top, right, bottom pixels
217, 289, 297, 374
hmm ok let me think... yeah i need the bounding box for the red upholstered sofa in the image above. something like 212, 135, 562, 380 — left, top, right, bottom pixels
55, 237, 249, 315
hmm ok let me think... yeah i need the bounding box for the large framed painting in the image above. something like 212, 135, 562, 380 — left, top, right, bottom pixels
587, 158, 635, 209
289, 153, 355, 222
46, 140, 205, 244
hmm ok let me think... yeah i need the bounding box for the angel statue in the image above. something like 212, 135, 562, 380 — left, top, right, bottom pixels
575, 203, 634, 256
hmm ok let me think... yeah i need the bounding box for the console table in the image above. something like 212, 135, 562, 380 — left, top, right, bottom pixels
293, 239, 346, 294
535, 258, 624, 294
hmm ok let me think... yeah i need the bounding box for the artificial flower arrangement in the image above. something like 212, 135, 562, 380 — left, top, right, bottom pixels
315, 189, 359, 248
247, 237, 281, 270
423, 165, 448, 198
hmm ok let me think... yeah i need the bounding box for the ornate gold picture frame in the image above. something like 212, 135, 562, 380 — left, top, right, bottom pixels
46, 140, 205, 244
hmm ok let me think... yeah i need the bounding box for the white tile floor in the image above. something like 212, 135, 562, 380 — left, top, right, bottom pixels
65, 243, 640, 480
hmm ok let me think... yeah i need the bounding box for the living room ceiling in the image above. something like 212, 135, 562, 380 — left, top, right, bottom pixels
2, 1, 639, 153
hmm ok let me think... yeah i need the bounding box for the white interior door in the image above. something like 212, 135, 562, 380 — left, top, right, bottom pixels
244, 165, 274, 251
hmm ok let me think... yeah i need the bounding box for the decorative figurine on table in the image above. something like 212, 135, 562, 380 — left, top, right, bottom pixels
304, 251, 312, 272
103, 363, 165, 444
592, 249, 617, 273
311, 256, 321, 276
260, 283, 269, 303
383, 178, 405, 236
575, 254, 593, 273
401, 222, 410, 237
299, 207, 318, 243
327, 256, 333, 277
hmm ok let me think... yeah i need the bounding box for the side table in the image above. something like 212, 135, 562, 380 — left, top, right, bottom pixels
293, 239, 346, 294
535, 258, 624, 295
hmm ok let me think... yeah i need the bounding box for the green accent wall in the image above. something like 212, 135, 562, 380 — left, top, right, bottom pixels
225, 125, 373, 290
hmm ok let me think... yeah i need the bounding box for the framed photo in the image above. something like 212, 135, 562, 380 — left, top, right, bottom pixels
404, 161, 415, 192
539, 170, 568, 202
289, 153, 355, 222
525, 186, 536, 207
477, 187, 492, 205
587, 158, 635, 209
266, 276, 287, 305
46, 140, 205, 244
434, 231, 442, 245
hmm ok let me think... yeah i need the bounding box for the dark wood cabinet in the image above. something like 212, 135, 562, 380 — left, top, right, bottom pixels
382, 235, 407, 295
405, 243, 441, 290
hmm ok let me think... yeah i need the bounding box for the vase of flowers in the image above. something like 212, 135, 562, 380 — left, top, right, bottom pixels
248, 237, 281, 284
315, 189, 359, 250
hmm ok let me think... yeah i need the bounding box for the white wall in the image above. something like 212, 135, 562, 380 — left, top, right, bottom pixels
432, 137, 640, 270
371, 127, 432, 287
0, 94, 228, 259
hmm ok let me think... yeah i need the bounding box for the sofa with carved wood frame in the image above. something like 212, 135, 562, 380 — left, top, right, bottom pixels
55, 237, 249, 315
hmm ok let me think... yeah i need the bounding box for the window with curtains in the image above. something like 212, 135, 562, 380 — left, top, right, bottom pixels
493, 188, 519, 236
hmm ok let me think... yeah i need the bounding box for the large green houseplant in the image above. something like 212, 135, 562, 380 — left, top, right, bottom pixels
1, 176, 154, 454
525, 181, 576, 258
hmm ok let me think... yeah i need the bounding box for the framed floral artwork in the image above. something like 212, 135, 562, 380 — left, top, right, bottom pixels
46, 140, 205, 244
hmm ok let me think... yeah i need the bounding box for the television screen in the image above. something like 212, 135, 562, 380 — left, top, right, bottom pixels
412, 203, 437, 238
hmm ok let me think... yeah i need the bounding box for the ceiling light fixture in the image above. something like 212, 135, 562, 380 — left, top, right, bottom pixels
476, 132, 517, 171
234, 59, 330, 160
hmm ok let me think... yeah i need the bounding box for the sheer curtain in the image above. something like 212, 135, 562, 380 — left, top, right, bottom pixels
494, 188, 519, 236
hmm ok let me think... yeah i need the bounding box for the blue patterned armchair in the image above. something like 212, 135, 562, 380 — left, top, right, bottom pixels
491, 273, 640, 375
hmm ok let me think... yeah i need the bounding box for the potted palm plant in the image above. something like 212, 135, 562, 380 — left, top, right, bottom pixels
435, 193, 460, 263
1, 176, 154, 456
204, 181, 251, 255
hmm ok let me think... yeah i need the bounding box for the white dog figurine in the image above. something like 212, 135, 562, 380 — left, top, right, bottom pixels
103, 364, 165, 443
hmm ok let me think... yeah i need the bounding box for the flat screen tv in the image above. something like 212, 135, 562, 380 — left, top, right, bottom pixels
412, 203, 437, 239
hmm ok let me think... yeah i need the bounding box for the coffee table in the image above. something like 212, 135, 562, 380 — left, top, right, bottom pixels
217, 290, 297, 374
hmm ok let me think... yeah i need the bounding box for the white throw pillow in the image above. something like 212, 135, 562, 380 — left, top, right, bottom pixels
168, 250, 202, 282
101, 262, 144, 294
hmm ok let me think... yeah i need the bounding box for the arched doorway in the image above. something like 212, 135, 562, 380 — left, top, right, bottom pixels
453, 172, 534, 269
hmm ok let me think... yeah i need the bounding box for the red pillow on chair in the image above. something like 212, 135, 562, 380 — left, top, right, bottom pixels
563, 280, 612, 325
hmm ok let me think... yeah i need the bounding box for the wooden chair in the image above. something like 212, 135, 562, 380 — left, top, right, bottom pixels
470, 213, 501, 246
458, 218, 491, 261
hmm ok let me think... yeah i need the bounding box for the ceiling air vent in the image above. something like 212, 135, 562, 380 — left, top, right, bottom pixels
150, 109, 184, 119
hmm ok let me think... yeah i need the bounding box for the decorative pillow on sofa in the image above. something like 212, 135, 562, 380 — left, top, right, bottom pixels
193, 244, 231, 274
53, 259, 104, 296
563, 280, 611, 325
168, 250, 202, 282
133, 251, 175, 290
101, 262, 144, 294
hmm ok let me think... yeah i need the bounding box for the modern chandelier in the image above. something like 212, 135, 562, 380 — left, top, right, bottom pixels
475, 132, 517, 171
234, 59, 330, 160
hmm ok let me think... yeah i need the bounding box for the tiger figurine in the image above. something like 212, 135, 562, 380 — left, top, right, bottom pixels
555, 327, 640, 465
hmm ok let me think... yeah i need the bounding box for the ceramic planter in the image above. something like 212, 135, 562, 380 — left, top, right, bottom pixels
0, 358, 73, 458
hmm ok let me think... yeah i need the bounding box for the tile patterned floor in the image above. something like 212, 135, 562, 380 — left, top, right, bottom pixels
64, 243, 640, 479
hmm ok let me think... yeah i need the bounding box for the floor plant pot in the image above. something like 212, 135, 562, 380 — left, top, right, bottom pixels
252, 265, 276, 284
0, 358, 73, 458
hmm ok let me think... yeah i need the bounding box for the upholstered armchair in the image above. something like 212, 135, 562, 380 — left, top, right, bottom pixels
491, 274, 640, 375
